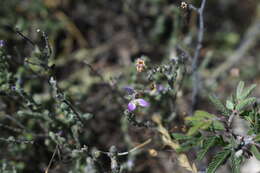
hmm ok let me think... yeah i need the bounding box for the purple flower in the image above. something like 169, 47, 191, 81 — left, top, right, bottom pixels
128, 102, 136, 111
157, 85, 164, 92
128, 98, 149, 111
0, 40, 5, 47
150, 84, 165, 95
123, 86, 135, 95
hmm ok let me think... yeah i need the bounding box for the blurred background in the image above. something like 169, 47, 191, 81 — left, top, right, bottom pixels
0, 0, 259, 172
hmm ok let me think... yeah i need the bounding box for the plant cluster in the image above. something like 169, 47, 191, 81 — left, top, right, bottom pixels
173, 81, 260, 173
0, 0, 259, 173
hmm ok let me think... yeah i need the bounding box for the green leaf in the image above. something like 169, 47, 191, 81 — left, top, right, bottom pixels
187, 110, 215, 122
197, 136, 217, 161
239, 84, 257, 100
171, 133, 191, 140
186, 111, 221, 135
243, 116, 253, 124
254, 134, 260, 142
230, 152, 242, 173
236, 97, 256, 111
230, 136, 238, 148
236, 81, 245, 100
187, 121, 212, 136
209, 95, 229, 116
177, 137, 203, 152
195, 110, 215, 119
207, 149, 231, 173
177, 142, 194, 153
212, 121, 225, 130
226, 100, 234, 110
187, 121, 205, 136
201, 121, 213, 130
251, 145, 260, 160
240, 110, 251, 117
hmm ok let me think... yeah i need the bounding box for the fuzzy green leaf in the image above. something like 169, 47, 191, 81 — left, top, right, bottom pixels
226, 100, 234, 110
251, 145, 260, 160
209, 95, 229, 116
239, 84, 257, 100
206, 149, 231, 173
197, 136, 217, 161
212, 121, 225, 130
230, 152, 242, 173
236, 81, 244, 100
254, 134, 260, 142
236, 97, 256, 111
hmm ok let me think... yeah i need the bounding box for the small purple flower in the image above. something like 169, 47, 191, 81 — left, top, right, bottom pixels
150, 84, 165, 95
128, 98, 149, 111
11, 86, 16, 91
57, 131, 64, 136
128, 102, 136, 111
123, 86, 135, 95
157, 85, 165, 92
0, 40, 5, 47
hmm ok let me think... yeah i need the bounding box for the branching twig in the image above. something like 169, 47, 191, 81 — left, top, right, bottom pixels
190, 0, 207, 113
0, 137, 34, 144
0, 123, 24, 133
49, 76, 85, 124
4, 114, 26, 130
100, 139, 151, 173
84, 61, 126, 103
125, 111, 155, 128
101, 138, 152, 156
14, 28, 36, 46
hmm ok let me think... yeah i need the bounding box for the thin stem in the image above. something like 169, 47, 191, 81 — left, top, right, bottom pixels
228, 111, 236, 128
4, 114, 26, 130
45, 144, 59, 173
11, 27, 36, 46
118, 138, 151, 156
191, 0, 207, 113
0, 137, 34, 144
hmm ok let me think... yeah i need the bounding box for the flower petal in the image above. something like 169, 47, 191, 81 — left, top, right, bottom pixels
157, 85, 164, 92
0, 40, 5, 47
123, 86, 135, 95
136, 99, 149, 107
128, 102, 136, 111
